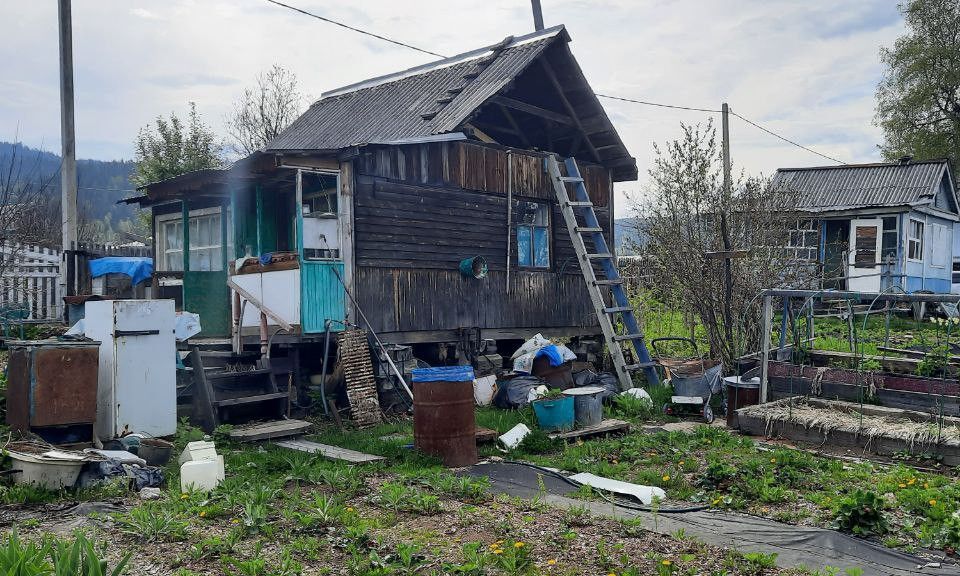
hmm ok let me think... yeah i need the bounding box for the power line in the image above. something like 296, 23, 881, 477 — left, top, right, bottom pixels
730, 110, 845, 165
595, 93, 721, 113
261, 0, 844, 165
262, 0, 446, 58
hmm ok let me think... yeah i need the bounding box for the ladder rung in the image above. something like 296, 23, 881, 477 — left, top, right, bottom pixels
566, 201, 593, 207
593, 279, 623, 286
612, 333, 644, 342
560, 176, 584, 183
585, 253, 613, 260
603, 306, 632, 314
576, 227, 603, 233
624, 362, 657, 371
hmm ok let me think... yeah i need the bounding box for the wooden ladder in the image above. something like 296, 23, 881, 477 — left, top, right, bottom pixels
546, 155, 659, 390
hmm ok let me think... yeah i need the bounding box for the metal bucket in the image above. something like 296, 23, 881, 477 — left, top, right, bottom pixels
412, 367, 477, 467
458, 256, 488, 279
563, 386, 605, 428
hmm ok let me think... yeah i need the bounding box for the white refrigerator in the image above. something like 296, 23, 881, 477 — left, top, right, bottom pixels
84, 300, 177, 440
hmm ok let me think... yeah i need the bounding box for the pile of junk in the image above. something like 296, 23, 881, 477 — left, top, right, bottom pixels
481, 334, 652, 435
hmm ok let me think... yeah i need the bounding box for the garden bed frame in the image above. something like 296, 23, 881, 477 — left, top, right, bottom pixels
737, 397, 960, 465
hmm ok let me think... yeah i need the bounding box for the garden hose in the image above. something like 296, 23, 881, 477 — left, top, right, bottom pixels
499, 460, 709, 514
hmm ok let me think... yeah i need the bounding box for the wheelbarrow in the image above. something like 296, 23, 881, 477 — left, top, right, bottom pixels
651, 337, 724, 423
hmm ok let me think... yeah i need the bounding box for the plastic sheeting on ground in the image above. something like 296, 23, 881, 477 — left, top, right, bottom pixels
467, 461, 959, 576
88, 256, 153, 285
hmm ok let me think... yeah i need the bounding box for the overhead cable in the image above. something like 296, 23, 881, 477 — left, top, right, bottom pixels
262, 0, 446, 58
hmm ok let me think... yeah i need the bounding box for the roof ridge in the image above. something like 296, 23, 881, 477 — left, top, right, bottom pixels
319, 26, 564, 100
777, 159, 948, 173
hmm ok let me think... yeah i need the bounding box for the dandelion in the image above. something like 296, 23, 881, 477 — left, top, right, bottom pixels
930, 499, 938, 506
761, 507, 769, 513
607, 573, 617, 576
662, 475, 670, 481
231, 518, 240, 524
199, 510, 206, 518
770, 458, 777, 464
898, 483, 907, 489
514, 542, 525, 548
908, 478, 916, 485
493, 549, 504, 555
924, 482, 930, 489
678, 461, 685, 466
711, 499, 721, 505
662, 559, 672, 566
180, 493, 189, 500
612, 459, 619, 465
547, 559, 557, 566
346, 507, 354, 512
489, 544, 499, 550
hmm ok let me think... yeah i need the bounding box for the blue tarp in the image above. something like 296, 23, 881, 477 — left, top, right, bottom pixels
88, 257, 153, 286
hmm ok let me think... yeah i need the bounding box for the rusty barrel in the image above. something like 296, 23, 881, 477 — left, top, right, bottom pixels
412, 366, 477, 467
724, 375, 760, 428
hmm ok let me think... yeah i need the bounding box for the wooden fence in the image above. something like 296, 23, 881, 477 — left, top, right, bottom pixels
0, 242, 152, 321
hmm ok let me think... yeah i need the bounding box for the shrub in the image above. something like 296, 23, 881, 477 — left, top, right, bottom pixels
833, 490, 888, 537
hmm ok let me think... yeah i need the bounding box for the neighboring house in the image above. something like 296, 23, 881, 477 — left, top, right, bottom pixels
772, 158, 958, 294
127, 25, 634, 354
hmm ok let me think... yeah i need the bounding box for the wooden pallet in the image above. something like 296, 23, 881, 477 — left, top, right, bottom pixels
549, 418, 630, 441
274, 438, 385, 463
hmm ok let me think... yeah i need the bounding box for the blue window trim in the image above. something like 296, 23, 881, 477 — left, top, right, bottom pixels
514, 200, 551, 270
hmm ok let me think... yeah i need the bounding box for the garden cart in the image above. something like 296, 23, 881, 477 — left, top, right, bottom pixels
651, 337, 724, 423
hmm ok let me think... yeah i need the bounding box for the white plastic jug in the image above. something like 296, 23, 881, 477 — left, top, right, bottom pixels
180, 455, 224, 492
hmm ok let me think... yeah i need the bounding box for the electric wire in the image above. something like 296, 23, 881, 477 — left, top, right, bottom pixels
261, 0, 845, 167
262, 0, 446, 58
729, 110, 846, 165
594, 94, 721, 114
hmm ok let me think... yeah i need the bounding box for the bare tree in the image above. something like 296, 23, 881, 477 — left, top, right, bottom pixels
226, 65, 303, 155
635, 121, 813, 367
0, 142, 59, 251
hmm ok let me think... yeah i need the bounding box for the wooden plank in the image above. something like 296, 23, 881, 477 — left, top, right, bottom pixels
490, 95, 574, 126
549, 419, 630, 441
229, 419, 312, 442
274, 438, 386, 463
475, 427, 499, 443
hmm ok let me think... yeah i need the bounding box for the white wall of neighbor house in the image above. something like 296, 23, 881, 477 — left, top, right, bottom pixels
902, 210, 953, 293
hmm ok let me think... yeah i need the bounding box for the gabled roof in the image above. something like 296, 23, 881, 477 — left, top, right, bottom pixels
266, 25, 637, 181
772, 159, 955, 213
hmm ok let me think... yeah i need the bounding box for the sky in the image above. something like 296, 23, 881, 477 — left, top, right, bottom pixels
1, 0, 904, 216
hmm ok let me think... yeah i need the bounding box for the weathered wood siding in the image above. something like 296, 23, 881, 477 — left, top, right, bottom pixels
353, 141, 615, 336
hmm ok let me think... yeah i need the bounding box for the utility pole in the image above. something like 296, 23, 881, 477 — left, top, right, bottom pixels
531, 0, 544, 31
719, 103, 734, 356
58, 0, 78, 297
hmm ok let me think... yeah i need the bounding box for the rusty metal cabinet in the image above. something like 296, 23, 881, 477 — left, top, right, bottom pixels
5, 340, 100, 442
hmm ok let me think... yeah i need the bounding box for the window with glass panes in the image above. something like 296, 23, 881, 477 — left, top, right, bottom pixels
157, 208, 230, 272
514, 200, 550, 268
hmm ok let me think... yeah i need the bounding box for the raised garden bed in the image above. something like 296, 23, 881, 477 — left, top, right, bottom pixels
737, 397, 960, 465
768, 361, 960, 416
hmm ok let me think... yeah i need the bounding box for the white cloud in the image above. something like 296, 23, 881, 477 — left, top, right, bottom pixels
0, 0, 905, 216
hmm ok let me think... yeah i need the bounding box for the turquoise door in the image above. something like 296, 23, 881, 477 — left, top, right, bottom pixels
300, 261, 345, 333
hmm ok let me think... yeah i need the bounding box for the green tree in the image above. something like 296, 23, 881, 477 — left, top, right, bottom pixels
876, 1, 960, 176
132, 102, 223, 187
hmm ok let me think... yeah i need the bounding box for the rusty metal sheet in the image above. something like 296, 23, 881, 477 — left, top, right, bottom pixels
31, 346, 99, 427
5, 348, 31, 431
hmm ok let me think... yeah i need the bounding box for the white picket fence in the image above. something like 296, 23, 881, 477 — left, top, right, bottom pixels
0, 241, 62, 321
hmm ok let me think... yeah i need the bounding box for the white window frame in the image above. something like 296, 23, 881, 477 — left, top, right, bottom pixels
155, 206, 230, 272
907, 218, 924, 263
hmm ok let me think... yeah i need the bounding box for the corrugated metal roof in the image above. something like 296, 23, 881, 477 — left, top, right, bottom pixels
267, 30, 558, 151
772, 160, 949, 211
265, 25, 637, 180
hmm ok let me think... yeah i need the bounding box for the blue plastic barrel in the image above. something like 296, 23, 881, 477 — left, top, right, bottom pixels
532, 396, 575, 432
411, 366, 475, 382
